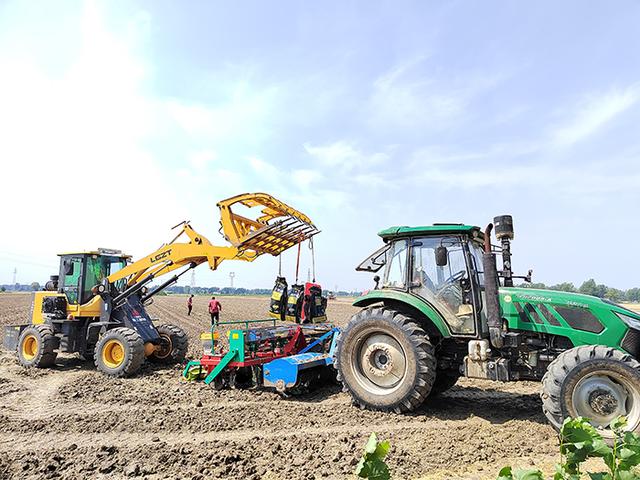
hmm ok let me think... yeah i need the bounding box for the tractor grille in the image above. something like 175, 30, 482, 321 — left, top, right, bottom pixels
622, 328, 640, 358
538, 304, 562, 326
514, 302, 530, 323
554, 306, 604, 333
524, 303, 543, 324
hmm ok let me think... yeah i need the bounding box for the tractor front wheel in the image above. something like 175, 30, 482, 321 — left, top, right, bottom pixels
542, 345, 640, 440
94, 328, 145, 377
148, 324, 188, 364
335, 307, 436, 413
17, 324, 57, 368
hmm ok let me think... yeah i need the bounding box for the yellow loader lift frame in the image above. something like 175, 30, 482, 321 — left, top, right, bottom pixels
109, 192, 319, 288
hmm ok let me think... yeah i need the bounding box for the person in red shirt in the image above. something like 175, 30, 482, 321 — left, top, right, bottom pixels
187, 294, 193, 316
208, 296, 222, 326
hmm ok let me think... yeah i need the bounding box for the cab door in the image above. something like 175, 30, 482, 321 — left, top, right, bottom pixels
59, 256, 83, 305
409, 237, 477, 335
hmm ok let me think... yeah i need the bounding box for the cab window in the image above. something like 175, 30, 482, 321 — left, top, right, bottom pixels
410, 237, 475, 334
62, 257, 82, 304
383, 240, 408, 289
82, 256, 127, 303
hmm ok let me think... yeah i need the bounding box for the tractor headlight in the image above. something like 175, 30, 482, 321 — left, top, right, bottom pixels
616, 312, 640, 331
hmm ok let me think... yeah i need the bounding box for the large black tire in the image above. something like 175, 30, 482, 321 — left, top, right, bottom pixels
335, 307, 436, 413
541, 345, 640, 440
148, 324, 188, 364
94, 327, 144, 377
431, 370, 460, 395
17, 324, 57, 368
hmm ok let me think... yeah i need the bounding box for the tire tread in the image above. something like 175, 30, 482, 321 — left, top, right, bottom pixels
336, 306, 436, 413
541, 344, 640, 431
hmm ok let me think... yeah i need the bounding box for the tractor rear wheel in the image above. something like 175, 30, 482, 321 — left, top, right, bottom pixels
542, 345, 640, 440
17, 324, 57, 368
94, 327, 145, 377
148, 324, 188, 364
335, 307, 436, 413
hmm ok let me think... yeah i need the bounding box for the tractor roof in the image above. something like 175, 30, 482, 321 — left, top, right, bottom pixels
378, 224, 482, 240
57, 249, 131, 259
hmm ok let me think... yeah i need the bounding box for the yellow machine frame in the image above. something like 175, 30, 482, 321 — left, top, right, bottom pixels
109, 192, 318, 287
33, 192, 319, 323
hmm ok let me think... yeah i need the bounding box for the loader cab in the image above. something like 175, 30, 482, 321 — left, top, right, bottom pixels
58, 250, 129, 305
358, 224, 486, 337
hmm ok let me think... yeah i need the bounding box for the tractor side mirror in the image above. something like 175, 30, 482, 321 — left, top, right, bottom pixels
63, 260, 74, 276
373, 275, 380, 289
435, 246, 448, 267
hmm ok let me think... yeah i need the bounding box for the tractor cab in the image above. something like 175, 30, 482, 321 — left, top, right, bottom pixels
55, 249, 130, 305
357, 224, 487, 337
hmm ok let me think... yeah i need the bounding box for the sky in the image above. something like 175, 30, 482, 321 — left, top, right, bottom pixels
1, 1, 640, 291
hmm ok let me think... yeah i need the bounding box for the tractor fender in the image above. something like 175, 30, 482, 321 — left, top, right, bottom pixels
353, 290, 451, 339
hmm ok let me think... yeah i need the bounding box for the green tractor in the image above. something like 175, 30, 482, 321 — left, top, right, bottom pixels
335, 216, 640, 439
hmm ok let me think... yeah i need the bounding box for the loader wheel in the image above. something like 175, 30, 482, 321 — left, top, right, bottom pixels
94, 328, 144, 377
17, 324, 57, 368
335, 307, 436, 413
541, 345, 640, 440
148, 324, 188, 364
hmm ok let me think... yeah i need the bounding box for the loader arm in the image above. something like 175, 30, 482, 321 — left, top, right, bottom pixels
106, 192, 318, 289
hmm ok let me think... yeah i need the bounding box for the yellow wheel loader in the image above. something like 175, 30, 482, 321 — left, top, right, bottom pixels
3, 193, 318, 377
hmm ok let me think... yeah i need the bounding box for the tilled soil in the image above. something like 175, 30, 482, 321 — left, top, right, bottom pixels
0, 293, 560, 479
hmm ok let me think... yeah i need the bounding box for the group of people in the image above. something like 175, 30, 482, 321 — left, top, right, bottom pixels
187, 294, 222, 325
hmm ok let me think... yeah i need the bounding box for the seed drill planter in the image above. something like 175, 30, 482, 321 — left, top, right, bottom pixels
183, 318, 339, 394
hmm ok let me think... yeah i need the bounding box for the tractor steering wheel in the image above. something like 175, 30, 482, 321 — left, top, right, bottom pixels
435, 270, 466, 298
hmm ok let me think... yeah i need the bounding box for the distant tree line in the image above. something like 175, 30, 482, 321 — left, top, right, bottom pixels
161, 285, 362, 297
0, 282, 41, 292
3, 279, 637, 303
0, 282, 362, 297
519, 278, 640, 303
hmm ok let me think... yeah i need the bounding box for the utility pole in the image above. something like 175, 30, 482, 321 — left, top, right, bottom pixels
190, 270, 196, 291
229, 272, 235, 288
12, 268, 17, 286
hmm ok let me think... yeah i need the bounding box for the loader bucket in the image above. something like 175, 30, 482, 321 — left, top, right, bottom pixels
217, 193, 319, 256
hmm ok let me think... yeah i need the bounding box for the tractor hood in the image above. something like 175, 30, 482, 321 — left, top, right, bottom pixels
499, 287, 640, 319
499, 287, 640, 348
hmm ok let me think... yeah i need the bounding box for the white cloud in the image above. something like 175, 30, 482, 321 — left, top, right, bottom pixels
0, 1, 183, 280
248, 156, 281, 181
552, 85, 640, 147
303, 141, 389, 170
406, 152, 640, 201
166, 101, 220, 136
368, 58, 506, 131
189, 150, 217, 169
165, 81, 279, 144
292, 169, 323, 188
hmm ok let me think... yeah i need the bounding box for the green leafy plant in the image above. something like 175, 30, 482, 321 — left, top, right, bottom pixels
355, 433, 391, 480
497, 467, 544, 480
498, 416, 640, 480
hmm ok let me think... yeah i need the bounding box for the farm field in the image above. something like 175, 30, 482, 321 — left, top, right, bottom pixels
2, 293, 639, 479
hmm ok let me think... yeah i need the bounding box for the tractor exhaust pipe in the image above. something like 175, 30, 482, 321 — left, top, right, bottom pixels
483, 223, 503, 348
494, 215, 514, 287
